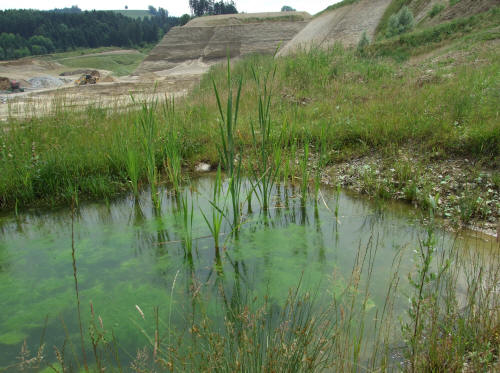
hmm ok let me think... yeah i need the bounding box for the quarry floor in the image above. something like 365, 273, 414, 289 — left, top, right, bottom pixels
0, 51, 209, 120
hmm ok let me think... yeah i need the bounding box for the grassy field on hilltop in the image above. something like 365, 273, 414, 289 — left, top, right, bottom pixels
53, 52, 146, 76
37, 47, 150, 76
113, 9, 151, 19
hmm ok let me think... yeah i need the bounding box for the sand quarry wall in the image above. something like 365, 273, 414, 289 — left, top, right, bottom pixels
278, 0, 392, 56
135, 12, 311, 74
140, 0, 495, 72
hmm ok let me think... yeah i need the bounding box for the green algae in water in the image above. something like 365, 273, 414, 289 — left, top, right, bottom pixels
0, 177, 497, 368
0, 331, 28, 346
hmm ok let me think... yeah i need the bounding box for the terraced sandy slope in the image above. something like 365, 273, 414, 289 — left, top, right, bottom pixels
135, 12, 311, 75
278, 0, 392, 56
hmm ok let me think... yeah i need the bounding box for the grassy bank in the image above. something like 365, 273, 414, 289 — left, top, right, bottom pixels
0, 15, 499, 228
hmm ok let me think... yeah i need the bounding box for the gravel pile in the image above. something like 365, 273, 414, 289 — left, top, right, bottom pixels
28, 76, 68, 89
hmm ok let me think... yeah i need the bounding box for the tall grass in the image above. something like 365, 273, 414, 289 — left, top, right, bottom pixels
133, 97, 161, 210
212, 56, 243, 232
249, 61, 282, 211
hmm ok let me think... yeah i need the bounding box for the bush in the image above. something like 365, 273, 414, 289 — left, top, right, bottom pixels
30, 45, 47, 55
429, 3, 446, 18
357, 31, 370, 56
386, 6, 414, 37
179, 13, 191, 26
13, 47, 30, 59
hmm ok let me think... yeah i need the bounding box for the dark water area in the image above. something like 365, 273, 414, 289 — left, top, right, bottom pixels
0, 177, 496, 369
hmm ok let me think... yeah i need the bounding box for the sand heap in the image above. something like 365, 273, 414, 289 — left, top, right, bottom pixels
135, 12, 311, 74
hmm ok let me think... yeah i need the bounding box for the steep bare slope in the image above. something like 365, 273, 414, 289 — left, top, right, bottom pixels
278, 0, 392, 56
135, 12, 311, 75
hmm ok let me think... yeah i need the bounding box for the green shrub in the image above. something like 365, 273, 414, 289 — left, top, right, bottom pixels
13, 47, 30, 58
386, 6, 414, 37
450, 0, 462, 6
357, 31, 370, 56
429, 3, 446, 18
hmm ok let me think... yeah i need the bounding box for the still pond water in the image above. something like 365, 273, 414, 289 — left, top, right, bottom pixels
0, 176, 496, 369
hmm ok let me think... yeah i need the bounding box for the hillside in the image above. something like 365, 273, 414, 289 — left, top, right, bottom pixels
376, 0, 500, 36
135, 12, 311, 74
278, 0, 392, 55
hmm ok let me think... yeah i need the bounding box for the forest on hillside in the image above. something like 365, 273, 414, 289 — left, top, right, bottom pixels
0, 7, 179, 60
0, 1, 239, 60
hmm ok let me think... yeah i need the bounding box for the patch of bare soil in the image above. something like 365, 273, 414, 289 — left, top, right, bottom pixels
0, 50, 205, 120
326, 149, 500, 238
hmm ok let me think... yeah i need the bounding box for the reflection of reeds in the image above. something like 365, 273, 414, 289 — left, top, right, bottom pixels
179, 191, 194, 255
71, 198, 89, 372
300, 142, 309, 206
201, 166, 227, 250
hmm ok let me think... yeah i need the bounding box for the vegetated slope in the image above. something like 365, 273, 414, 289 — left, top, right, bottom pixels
135, 12, 311, 74
277, 0, 392, 56
376, 0, 500, 36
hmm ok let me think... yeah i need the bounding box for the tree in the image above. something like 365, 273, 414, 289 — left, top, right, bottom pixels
148, 6, 158, 16
0, 9, 182, 60
189, 0, 237, 17
179, 14, 191, 26
281, 5, 295, 12
386, 6, 414, 37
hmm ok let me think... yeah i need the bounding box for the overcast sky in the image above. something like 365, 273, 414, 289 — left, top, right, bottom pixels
0, 1, 339, 16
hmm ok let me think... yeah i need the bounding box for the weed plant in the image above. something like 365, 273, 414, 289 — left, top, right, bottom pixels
249, 60, 282, 211
212, 56, 243, 232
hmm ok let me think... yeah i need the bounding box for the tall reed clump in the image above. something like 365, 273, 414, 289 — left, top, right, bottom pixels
124, 116, 141, 198
212, 56, 243, 233
314, 128, 328, 202
249, 62, 281, 211
162, 97, 183, 194
134, 97, 161, 210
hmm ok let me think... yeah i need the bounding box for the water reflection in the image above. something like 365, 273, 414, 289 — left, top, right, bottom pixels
0, 176, 497, 368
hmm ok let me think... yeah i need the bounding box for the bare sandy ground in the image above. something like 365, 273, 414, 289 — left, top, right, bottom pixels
0, 53, 205, 121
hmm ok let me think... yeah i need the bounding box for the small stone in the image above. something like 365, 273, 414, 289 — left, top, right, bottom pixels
195, 163, 211, 172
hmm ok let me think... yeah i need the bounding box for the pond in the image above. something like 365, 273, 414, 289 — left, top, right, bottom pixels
0, 176, 496, 369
